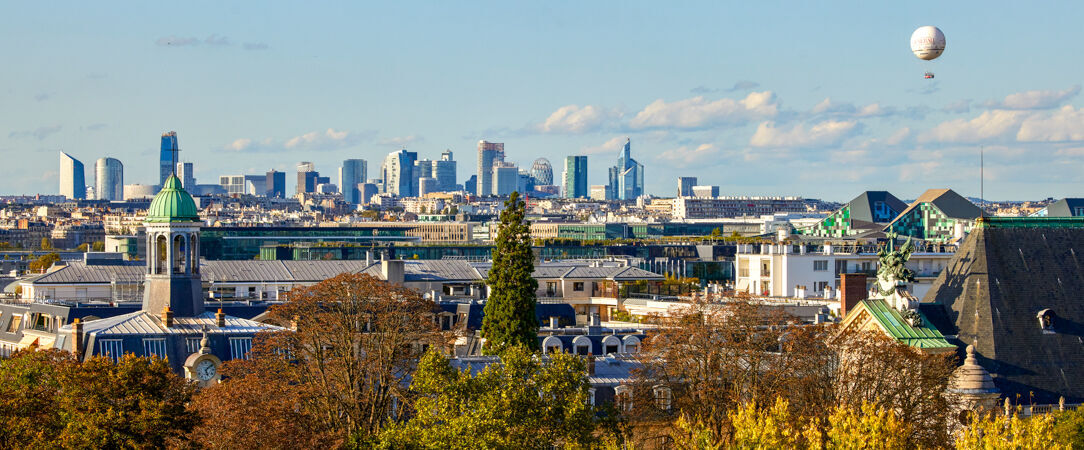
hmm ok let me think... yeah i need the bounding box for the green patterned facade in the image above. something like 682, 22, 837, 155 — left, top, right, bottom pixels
885, 202, 975, 243
802, 205, 853, 238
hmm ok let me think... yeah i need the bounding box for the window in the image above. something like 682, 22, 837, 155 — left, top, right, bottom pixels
99, 339, 124, 362
5, 315, 22, 333
615, 385, 632, 412
813, 260, 828, 271
546, 281, 558, 296
814, 281, 829, 293
573, 282, 585, 292
186, 337, 202, 354
229, 337, 253, 360
142, 338, 168, 360
653, 385, 673, 411
588, 388, 596, 406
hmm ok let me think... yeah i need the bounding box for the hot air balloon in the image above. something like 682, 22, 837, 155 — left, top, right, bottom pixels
910, 26, 945, 79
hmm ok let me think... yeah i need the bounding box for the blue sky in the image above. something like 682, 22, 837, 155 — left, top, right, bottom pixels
2, 1, 1082, 201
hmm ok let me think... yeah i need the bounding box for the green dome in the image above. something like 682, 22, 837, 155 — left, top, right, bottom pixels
146, 175, 201, 223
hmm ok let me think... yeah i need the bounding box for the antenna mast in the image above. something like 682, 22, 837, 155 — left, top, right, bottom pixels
980, 146, 984, 213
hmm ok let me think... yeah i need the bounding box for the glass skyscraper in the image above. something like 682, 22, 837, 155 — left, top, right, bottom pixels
59, 151, 86, 200
476, 141, 504, 196
383, 149, 417, 197
607, 138, 644, 200
95, 157, 124, 201
339, 159, 367, 204
160, 131, 179, 186
563, 155, 588, 199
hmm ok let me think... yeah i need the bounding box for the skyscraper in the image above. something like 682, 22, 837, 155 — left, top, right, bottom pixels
530, 158, 554, 186
59, 151, 86, 200
492, 162, 519, 196
607, 138, 644, 200
339, 159, 367, 204
265, 170, 286, 198
297, 162, 318, 195
476, 141, 504, 196
176, 162, 196, 189
678, 176, 697, 197
159, 131, 179, 186
95, 157, 123, 201
562, 156, 588, 199
435, 150, 457, 192
383, 149, 417, 197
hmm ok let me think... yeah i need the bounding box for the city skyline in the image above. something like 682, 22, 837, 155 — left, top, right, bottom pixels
3, 3, 1084, 201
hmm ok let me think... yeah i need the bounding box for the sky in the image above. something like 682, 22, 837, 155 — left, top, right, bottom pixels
2, 1, 1083, 202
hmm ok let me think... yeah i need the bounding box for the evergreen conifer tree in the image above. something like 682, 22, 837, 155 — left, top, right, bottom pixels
481, 191, 539, 354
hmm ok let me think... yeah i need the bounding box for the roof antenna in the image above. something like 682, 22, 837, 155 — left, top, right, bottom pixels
980, 145, 984, 215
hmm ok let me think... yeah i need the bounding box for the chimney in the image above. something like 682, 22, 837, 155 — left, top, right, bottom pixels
589, 313, 601, 327
365, 251, 373, 266
549, 316, 561, 329
839, 273, 868, 319
216, 308, 226, 327
587, 352, 596, 376
162, 306, 174, 328
381, 260, 405, 285
72, 318, 84, 357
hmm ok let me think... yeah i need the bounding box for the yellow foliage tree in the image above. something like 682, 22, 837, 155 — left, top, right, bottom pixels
819, 401, 912, 450
728, 397, 803, 449
955, 410, 1066, 450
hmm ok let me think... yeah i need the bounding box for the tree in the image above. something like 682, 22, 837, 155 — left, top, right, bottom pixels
192, 273, 443, 446
481, 190, 539, 354
91, 241, 104, 252
0, 349, 196, 449
27, 252, 61, 273
40, 237, 52, 250
375, 347, 607, 449
76, 243, 88, 252
956, 410, 1067, 450
1054, 407, 1084, 449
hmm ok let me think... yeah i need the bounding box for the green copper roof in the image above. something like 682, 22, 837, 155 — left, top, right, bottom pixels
861, 299, 954, 350
146, 175, 200, 223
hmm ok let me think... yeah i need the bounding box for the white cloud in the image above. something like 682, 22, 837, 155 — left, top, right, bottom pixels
811, 98, 855, 115
920, 110, 1026, 143
981, 85, 1081, 110
629, 91, 778, 129
156, 36, 200, 47
885, 127, 912, 146
285, 128, 352, 149
942, 99, 971, 114
228, 138, 252, 151
749, 120, 857, 148
580, 136, 627, 155
537, 105, 611, 133
657, 143, 720, 167
1016, 105, 1084, 142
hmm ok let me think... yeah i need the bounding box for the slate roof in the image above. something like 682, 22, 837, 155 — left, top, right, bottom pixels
847, 191, 908, 224
893, 188, 984, 222
68, 310, 278, 336
32, 260, 663, 286
922, 225, 1084, 403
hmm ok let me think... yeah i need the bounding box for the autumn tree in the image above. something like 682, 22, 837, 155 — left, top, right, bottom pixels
0, 349, 196, 448
40, 237, 52, 250
956, 410, 1067, 450
27, 252, 61, 273
481, 190, 539, 354
375, 347, 608, 449
191, 273, 443, 446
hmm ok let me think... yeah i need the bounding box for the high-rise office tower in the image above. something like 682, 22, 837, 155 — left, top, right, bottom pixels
243, 175, 267, 195
476, 141, 504, 196
677, 176, 697, 197
383, 149, 417, 197
265, 170, 286, 198
219, 175, 245, 195
530, 158, 553, 186
176, 162, 196, 189
435, 150, 457, 192
297, 161, 318, 195
59, 151, 86, 200
607, 138, 644, 200
492, 162, 519, 196
95, 157, 123, 201
464, 175, 477, 194
159, 131, 179, 186
562, 155, 588, 199
339, 159, 367, 204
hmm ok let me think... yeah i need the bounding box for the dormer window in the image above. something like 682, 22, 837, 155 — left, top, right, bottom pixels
1037, 309, 1056, 334
614, 385, 632, 412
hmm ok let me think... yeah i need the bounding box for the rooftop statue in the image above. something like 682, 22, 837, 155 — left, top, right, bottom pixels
875, 233, 921, 324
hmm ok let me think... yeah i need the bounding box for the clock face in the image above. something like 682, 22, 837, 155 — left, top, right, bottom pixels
195, 359, 217, 381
